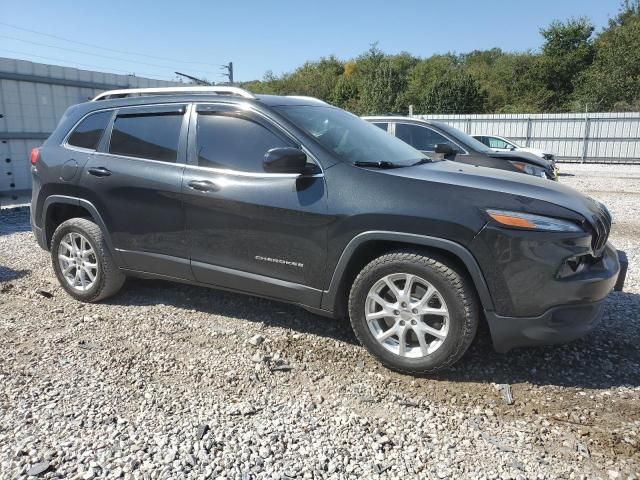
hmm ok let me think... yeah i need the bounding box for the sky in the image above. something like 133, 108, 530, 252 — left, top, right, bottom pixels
0, 0, 625, 83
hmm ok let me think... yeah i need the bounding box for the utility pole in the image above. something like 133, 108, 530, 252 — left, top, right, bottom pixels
220, 62, 234, 85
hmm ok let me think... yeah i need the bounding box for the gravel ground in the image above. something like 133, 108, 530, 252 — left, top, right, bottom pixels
0, 164, 639, 480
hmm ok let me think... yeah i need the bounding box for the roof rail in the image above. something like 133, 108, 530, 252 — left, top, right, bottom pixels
91, 86, 256, 101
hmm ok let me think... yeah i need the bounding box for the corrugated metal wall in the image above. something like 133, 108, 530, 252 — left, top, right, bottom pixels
413, 112, 640, 164
0, 57, 180, 199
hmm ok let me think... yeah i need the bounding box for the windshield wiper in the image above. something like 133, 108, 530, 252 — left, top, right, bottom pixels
411, 158, 432, 166
353, 161, 400, 169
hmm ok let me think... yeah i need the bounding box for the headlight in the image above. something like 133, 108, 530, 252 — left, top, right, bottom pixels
486, 209, 583, 232
508, 161, 547, 179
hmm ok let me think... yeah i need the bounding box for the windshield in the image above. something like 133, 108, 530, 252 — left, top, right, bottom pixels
274, 105, 427, 166
436, 123, 494, 153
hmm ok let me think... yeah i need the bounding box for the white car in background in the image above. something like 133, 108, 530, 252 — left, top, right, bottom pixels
473, 135, 556, 162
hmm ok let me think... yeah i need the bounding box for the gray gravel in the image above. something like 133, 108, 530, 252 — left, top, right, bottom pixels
1, 164, 639, 479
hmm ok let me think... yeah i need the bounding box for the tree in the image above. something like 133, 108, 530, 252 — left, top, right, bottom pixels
417, 71, 487, 114
241, 5, 637, 115
352, 46, 417, 114
404, 55, 458, 109
573, 1, 640, 110
538, 17, 595, 110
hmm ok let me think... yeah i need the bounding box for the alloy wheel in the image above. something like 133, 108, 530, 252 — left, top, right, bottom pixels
57, 232, 99, 292
365, 273, 449, 358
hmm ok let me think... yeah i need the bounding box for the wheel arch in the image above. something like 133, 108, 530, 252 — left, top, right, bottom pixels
42, 196, 118, 261
321, 231, 494, 318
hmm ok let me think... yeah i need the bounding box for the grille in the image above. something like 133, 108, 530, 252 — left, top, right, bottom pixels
591, 205, 612, 255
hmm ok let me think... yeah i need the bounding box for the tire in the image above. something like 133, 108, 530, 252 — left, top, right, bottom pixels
51, 217, 125, 302
348, 249, 478, 374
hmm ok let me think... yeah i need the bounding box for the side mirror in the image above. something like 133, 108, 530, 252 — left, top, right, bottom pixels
434, 143, 454, 156
263, 147, 308, 174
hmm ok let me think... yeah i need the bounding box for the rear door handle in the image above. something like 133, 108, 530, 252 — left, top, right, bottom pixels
188, 180, 218, 192
87, 167, 112, 177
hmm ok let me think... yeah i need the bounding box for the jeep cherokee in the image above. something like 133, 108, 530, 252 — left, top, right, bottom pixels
30, 86, 626, 373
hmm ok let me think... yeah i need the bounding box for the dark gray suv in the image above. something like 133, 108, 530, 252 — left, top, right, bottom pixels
30, 87, 625, 374
364, 116, 559, 180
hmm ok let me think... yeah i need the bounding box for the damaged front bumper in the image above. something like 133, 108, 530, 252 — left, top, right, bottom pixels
486, 245, 626, 353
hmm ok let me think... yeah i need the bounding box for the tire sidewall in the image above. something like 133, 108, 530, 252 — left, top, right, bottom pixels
350, 258, 470, 372
51, 221, 105, 302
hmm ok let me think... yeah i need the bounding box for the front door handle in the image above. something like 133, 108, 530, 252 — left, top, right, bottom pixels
188, 180, 218, 192
87, 167, 112, 177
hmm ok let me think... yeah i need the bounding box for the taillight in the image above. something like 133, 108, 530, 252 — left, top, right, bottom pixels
30, 148, 40, 166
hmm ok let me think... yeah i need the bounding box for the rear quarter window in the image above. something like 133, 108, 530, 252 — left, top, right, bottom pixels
67, 111, 112, 150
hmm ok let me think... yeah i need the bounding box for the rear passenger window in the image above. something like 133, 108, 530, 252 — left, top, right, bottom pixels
196, 113, 291, 172
372, 122, 389, 132
67, 111, 112, 150
109, 112, 182, 162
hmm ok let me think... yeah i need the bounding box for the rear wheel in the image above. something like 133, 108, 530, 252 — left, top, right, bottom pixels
348, 249, 478, 374
51, 218, 125, 302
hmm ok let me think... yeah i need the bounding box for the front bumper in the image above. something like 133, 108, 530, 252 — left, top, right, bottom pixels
487, 300, 605, 352
486, 248, 626, 352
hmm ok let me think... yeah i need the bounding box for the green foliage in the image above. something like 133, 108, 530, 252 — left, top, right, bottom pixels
418, 71, 487, 114
241, 3, 638, 114
538, 17, 595, 110
573, 1, 640, 111
355, 47, 417, 114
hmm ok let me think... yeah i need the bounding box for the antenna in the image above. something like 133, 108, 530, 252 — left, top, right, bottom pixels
174, 71, 212, 85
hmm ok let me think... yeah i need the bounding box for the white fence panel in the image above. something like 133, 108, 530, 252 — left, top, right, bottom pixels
414, 112, 640, 163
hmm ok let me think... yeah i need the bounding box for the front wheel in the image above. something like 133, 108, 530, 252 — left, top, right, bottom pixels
348, 250, 479, 374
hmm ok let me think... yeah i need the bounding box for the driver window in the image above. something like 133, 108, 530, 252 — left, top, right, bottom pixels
395, 124, 460, 152
488, 137, 510, 149
196, 113, 293, 172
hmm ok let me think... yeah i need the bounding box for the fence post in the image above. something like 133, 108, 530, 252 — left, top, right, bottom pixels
525, 117, 532, 147
581, 115, 591, 163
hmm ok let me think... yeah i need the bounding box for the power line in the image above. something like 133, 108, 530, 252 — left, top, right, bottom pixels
0, 34, 219, 77
0, 21, 216, 66
0, 48, 179, 81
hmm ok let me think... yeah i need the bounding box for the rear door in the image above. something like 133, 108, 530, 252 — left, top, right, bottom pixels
81, 103, 191, 278
182, 103, 329, 306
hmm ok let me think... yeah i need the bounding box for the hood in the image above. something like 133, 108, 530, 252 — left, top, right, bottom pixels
486, 150, 551, 169
516, 147, 548, 157
385, 160, 607, 229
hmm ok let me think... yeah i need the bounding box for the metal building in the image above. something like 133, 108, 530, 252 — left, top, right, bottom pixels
0, 57, 180, 202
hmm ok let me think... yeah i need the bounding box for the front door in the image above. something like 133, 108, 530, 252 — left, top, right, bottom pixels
182, 103, 329, 306
82, 103, 191, 278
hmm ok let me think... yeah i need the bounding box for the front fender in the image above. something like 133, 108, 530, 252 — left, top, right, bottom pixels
320, 231, 495, 314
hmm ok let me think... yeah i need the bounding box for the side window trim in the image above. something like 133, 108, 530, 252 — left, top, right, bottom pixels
98, 103, 189, 165
371, 122, 390, 133
393, 122, 468, 155
187, 102, 323, 177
